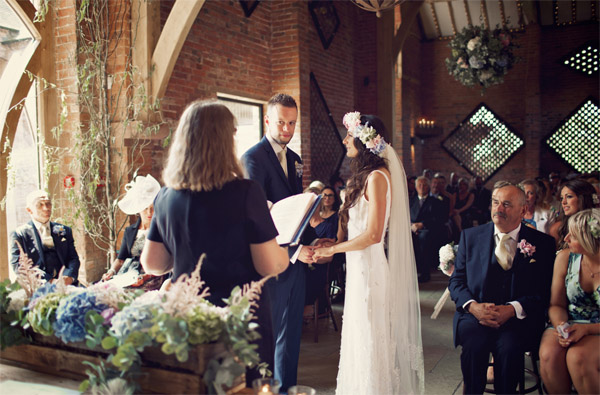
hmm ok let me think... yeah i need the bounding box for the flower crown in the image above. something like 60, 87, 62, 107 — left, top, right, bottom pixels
343, 111, 387, 156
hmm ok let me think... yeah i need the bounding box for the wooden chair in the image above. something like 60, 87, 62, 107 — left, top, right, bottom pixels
311, 262, 338, 343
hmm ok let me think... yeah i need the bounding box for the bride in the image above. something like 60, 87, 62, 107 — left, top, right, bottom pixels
313, 112, 424, 394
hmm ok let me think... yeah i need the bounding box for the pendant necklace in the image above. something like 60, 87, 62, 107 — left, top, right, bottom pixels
583, 257, 600, 279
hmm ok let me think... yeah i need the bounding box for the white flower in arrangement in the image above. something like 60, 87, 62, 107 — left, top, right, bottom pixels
467, 37, 481, 51
7, 289, 28, 312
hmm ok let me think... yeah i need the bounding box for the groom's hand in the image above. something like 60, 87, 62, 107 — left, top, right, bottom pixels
297, 245, 315, 263
314, 238, 336, 248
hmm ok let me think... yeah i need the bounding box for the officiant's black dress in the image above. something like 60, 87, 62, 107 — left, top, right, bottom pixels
147, 178, 278, 382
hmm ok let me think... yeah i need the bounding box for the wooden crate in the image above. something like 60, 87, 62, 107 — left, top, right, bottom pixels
0, 335, 230, 394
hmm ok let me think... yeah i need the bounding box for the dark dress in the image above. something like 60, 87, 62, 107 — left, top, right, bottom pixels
455, 192, 475, 229
147, 178, 278, 382
305, 212, 338, 305
117, 218, 166, 291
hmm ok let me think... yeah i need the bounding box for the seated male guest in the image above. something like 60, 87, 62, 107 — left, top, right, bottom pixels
410, 176, 445, 283
10, 190, 80, 285
449, 181, 555, 394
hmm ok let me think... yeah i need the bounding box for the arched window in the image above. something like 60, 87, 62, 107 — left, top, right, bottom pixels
1, 0, 42, 279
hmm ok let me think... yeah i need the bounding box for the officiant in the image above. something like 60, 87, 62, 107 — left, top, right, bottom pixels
141, 100, 289, 386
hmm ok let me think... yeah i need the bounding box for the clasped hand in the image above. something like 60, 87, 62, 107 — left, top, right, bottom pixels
469, 302, 515, 328
311, 238, 337, 262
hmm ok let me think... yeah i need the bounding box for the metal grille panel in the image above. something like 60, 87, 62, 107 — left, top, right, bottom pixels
310, 72, 345, 185
546, 98, 600, 173
442, 104, 524, 181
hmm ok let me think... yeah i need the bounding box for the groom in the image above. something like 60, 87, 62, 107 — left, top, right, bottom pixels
242, 93, 316, 391
449, 181, 555, 394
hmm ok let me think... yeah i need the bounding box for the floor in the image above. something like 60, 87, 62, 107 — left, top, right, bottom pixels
297, 270, 464, 395
0, 271, 542, 394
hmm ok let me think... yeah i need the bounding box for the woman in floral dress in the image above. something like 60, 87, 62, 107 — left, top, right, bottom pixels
539, 208, 600, 394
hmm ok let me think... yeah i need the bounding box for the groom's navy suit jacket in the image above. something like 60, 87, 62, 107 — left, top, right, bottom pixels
242, 136, 303, 203
448, 222, 555, 348
10, 220, 80, 282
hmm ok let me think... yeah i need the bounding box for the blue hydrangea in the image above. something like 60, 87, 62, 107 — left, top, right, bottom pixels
28, 282, 57, 310
53, 290, 106, 343
109, 302, 156, 341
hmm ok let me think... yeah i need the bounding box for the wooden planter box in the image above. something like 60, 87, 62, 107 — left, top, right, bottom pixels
0, 333, 236, 394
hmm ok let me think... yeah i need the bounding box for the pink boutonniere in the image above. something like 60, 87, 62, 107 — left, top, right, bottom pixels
518, 239, 536, 263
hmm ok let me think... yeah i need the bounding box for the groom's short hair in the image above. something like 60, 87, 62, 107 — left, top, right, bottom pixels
268, 93, 297, 109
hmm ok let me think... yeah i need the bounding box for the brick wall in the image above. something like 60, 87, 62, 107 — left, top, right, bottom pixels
412, 22, 598, 187
156, 2, 597, 189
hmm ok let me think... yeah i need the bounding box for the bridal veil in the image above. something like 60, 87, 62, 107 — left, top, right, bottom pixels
383, 145, 425, 394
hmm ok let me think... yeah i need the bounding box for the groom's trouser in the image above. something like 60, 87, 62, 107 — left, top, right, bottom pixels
457, 314, 526, 394
268, 260, 306, 391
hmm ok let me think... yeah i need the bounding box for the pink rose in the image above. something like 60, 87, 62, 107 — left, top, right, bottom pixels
518, 239, 536, 257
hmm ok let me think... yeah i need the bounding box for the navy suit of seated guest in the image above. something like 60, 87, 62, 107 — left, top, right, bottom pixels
410, 176, 445, 283
10, 190, 80, 285
449, 182, 556, 394
140, 101, 290, 387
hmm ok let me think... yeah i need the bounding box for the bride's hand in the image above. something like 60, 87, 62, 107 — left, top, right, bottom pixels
313, 246, 334, 262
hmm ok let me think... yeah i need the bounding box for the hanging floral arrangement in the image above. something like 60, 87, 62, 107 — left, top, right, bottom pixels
445, 24, 519, 93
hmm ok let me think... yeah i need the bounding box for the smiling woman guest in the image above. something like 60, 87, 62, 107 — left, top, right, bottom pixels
539, 208, 600, 394
548, 178, 597, 250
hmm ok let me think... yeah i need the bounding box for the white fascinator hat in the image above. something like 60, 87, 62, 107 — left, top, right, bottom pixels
117, 174, 161, 215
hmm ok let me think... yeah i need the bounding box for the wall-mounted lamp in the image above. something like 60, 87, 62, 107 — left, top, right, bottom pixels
415, 118, 443, 138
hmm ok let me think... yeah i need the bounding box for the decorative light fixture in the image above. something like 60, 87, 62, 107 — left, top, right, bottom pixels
560, 41, 599, 77
442, 104, 524, 181
350, 0, 406, 18
546, 98, 599, 174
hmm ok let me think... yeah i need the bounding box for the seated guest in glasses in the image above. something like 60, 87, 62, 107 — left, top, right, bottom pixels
10, 190, 80, 285
305, 185, 340, 318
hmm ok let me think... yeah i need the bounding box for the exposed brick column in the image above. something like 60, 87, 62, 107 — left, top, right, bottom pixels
270, 1, 311, 185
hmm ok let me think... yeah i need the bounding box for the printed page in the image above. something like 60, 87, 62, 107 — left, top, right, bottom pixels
270, 193, 318, 245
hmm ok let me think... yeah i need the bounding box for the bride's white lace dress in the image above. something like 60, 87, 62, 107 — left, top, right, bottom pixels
336, 165, 424, 395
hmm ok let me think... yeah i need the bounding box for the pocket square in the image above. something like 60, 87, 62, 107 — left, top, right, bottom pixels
61, 238, 67, 242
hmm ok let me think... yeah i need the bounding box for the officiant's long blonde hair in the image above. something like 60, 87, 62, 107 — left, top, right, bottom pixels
163, 101, 244, 191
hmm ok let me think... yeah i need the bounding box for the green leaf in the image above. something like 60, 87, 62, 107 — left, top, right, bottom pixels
101, 336, 117, 350
79, 379, 90, 392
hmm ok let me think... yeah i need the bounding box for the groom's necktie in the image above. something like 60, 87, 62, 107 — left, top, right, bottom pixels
495, 233, 513, 271
278, 148, 288, 177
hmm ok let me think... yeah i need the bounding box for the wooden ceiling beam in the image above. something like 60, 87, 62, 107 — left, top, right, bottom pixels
464, 0, 472, 26
151, 0, 205, 100
393, 0, 424, 59
448, 0, 457, 36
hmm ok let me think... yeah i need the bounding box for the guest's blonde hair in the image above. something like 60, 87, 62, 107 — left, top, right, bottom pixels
568, 208, 600, 255
162, 101, 243, 191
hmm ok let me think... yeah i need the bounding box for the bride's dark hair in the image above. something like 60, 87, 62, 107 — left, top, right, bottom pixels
339, 114, 388, 234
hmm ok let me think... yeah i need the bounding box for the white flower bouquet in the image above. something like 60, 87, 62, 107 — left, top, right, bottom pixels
438, 242, 458, 276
